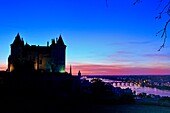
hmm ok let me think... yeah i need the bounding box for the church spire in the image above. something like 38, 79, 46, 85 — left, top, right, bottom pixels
70, 65, 72, 76
78, 70, 81, 78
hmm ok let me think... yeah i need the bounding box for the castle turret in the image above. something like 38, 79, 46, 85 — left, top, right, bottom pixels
51, 35, 66, 73
9, 33, 24, 72
11, 33, 24, 56
12, 33, 24, 46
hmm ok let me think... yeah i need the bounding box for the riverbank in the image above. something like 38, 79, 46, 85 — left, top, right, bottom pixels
135, 94, 170, 107
85, 76, 170, 97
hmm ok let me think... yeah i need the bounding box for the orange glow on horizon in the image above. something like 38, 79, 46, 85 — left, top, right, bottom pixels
66, 64, 170, 75
1, 63, 170, 75
0, 64, 7, 71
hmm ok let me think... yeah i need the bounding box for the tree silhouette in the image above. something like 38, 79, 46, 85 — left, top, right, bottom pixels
90, 78, 112, 95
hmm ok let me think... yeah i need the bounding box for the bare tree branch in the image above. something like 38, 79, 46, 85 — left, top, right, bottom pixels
133, 0, 141, 5
167, 5, 170, 16
133, 0, 170, 51
106, 0, 170, 50
155, 1, 170, 51
155, 1, 170, 19
157, 19, 170, 51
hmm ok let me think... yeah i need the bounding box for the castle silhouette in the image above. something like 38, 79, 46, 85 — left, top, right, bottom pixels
8, 33, 66, 73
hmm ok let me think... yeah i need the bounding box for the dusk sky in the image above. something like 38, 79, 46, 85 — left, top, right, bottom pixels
0, 0, 170, 75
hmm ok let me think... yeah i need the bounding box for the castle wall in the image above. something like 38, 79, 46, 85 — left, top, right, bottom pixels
38, 54, 50, 72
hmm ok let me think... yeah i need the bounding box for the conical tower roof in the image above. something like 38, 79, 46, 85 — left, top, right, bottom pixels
57, 35, 65, 45
13, 33, 21, 43
12, 33, 24, 46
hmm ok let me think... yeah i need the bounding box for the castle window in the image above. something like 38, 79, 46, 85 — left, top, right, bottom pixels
39, 60, 42, 64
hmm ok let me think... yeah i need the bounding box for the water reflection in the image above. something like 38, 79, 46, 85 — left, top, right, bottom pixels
84, 77, 170, 97
113, 83, 170, 97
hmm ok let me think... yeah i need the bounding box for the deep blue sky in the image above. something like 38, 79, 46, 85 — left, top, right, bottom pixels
0, 0, 170, 74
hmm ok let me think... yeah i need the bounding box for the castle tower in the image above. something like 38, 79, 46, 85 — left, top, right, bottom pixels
51, 35, 66, 73
8, 33, 24, 72
11, 33, 24, 57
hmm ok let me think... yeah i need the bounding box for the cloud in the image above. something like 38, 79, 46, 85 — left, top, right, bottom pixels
143, 53, 170, 60
66, 63, 125, 75
105, 51, 134, 64
66, 63, 170, 75
116, 51, 132, 55
0, 64, 7, 71
110, 40, 152, 46
128, 41, 152, 45
107, 51, 133, 59
114, 59, 132, 62
110, 42, 125, 46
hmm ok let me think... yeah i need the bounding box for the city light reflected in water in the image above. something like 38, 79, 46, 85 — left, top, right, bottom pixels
83, 77, 170, 97
113, 83, 170, 97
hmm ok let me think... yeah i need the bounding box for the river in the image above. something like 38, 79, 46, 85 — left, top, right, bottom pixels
112, 83, 170, 97
84, 77, 170, 97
